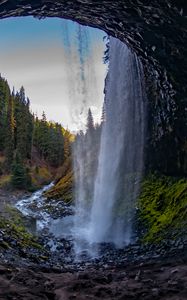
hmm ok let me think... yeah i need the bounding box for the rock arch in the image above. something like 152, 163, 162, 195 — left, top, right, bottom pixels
0, 0, 186, 174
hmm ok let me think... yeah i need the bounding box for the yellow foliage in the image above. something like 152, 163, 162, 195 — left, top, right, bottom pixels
0, 175, 11, 188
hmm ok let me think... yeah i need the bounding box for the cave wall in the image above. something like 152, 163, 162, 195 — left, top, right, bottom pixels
0, 0, 186, 175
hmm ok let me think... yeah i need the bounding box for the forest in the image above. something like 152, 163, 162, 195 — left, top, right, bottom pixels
0, 74, 72, 190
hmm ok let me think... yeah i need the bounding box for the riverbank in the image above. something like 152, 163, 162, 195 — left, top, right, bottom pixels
0, 255, 186, 300
0, 188, 31, 212
0, 188, 187, 299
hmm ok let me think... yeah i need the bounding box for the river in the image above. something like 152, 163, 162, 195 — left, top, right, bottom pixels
15, 183, 75, 253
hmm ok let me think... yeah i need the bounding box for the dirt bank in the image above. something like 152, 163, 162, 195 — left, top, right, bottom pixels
0, 256, 186, 300
0, 189, 30, 212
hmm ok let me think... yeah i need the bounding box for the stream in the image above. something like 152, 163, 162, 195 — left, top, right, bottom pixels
13, 184, 187, 271
15, 183, 75, 257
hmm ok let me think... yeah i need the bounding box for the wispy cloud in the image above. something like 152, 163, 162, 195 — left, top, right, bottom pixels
0, 18, 106, 131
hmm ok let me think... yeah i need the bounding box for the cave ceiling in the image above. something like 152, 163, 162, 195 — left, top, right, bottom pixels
0, 0, 186, 94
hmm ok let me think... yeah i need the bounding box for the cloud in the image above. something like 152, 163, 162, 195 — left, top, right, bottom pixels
0, 31, 106, 131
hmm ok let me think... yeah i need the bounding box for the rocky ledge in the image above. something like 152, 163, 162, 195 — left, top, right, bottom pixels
0, 256, 186, 300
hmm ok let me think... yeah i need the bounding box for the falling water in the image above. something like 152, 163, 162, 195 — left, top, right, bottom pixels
61, 21, 104, 131
73, 37, 146, 255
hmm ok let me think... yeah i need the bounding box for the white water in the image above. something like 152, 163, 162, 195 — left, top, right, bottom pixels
16, 183, 74, 238
15, 183, 54, 231
61, 21, 106, 131
73, 37, 146, 255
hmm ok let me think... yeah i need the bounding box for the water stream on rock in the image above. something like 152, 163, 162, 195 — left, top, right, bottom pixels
15, 183, 74, 242
73, 37, 147, 257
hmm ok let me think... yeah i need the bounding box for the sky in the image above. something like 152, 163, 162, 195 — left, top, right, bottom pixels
0, 17, 107, 131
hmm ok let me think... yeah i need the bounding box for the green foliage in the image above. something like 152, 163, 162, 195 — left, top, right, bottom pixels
138, 175, 187, 243
4, 96, 15, 170
11, 153, 28, 189
52, 107, 102, 204
14, 88, 34, 160
0, 76, 11, 151
31, 166, 52, 188
33, 114, 64, 167
0, 74, 68, 190
0, 213, 42, 251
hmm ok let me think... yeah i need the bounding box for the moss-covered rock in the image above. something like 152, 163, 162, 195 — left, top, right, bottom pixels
0, 206, 43, 251
45, 170, 73, 204
44, 157, 73, 204
138, 175, 187, 243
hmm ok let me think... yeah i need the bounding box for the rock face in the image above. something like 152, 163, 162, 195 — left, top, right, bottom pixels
0, 0, 186, 175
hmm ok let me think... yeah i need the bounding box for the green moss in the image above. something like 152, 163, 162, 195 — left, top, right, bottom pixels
0, 207, 43, 251
4, 205, 24, 225
138, 175, 187, 243
0, 241, 10, 250
45, 170, 73, 203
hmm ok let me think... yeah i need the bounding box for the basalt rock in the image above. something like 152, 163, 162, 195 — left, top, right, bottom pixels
0, 0, 186, 174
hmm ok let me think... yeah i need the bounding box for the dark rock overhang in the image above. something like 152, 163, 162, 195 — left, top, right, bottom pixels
0, 0, 186, 92
0, 0, 186, 175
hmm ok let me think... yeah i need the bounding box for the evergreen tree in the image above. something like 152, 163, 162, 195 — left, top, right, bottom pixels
14, 90, 27, 160
0, 75, 68, 189
4, 96, 15, 170
11, 152, 27, 189
25, 98, 34, 159
86, 108, 94, 132
0, 76, 11, 151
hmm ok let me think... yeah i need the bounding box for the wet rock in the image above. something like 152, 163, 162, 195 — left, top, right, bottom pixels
151, 288, 159, 297
170, 268, 179, 274
135, 270, 141, 281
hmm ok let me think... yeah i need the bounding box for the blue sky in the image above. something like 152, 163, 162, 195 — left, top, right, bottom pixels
0, 17, 106, 130
1, 17, 105, 49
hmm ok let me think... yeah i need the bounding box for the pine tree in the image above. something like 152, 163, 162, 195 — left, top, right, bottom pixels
25, 98, 34, 159
86, 108, 94, 132
14, 89, 33, 161
11, 152, 27, 189
0, 76, 68, 189
5, 96, 15, 170
0, 76, 11, 151
14, 90, 27, 160
38, 111, 49, 159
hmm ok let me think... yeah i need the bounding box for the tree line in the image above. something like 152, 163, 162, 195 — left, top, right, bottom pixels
0, 75, 66, 189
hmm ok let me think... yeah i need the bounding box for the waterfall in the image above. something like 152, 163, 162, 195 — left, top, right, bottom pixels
88, 37, 146, 247
61, 21, 104, 131
73, 37, 146, 256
